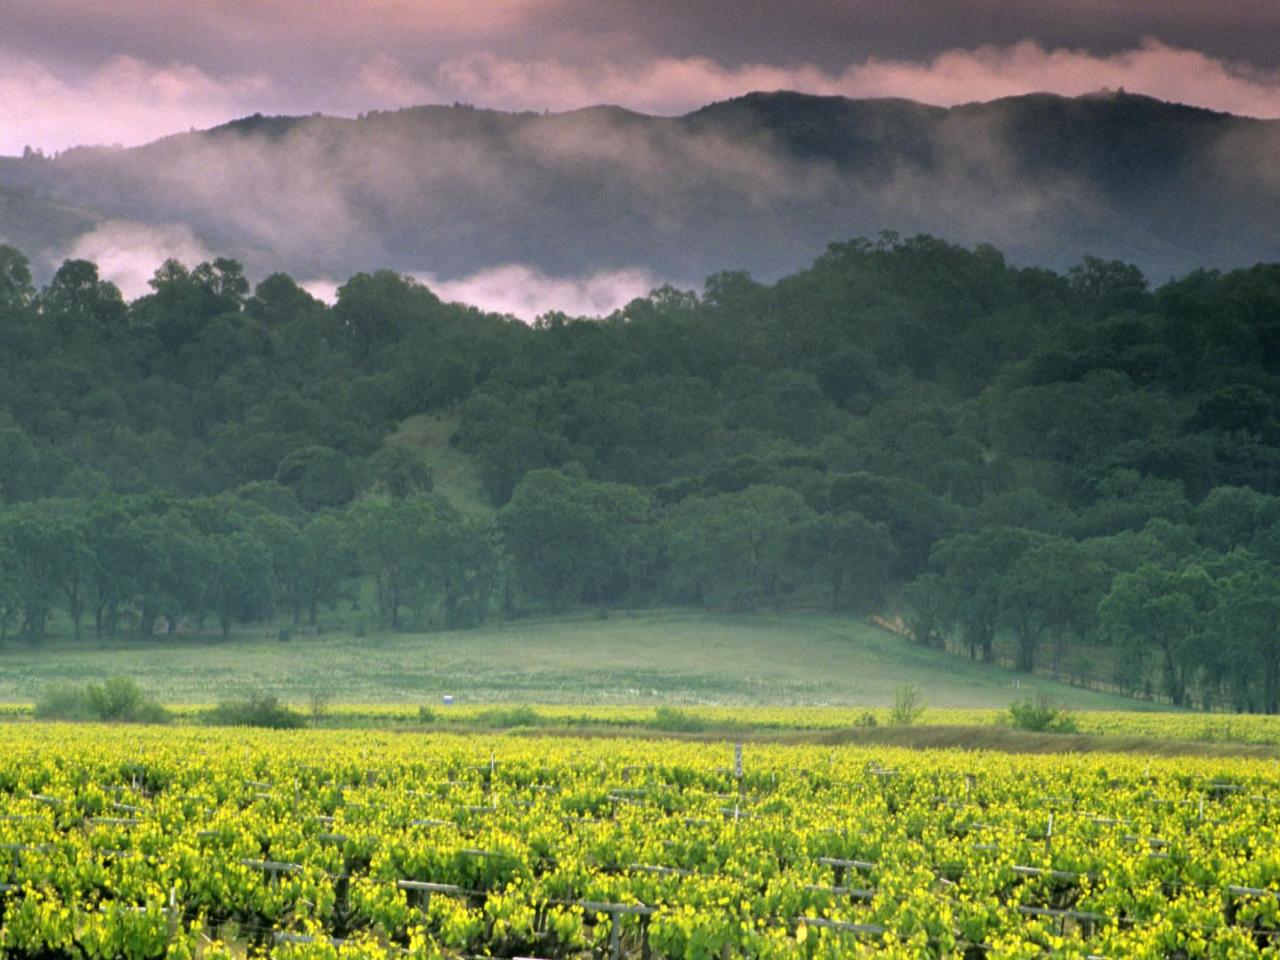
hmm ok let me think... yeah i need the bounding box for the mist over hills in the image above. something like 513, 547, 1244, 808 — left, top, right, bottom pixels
2, 90, 1279, 294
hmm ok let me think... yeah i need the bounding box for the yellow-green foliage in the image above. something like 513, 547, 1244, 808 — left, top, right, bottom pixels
2, 725, 1280, 957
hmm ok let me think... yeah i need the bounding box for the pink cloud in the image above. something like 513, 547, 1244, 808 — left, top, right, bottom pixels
7, 39, 1280, 156
0, 55, 268, 153
364, 39, 1280, 118
845, 39, 1280, 117
418, 264, 662, 320
67, 220, 213, 299
300, 264, 662, 320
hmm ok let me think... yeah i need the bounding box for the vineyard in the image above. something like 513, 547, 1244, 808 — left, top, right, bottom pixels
4, 726, 1280, 958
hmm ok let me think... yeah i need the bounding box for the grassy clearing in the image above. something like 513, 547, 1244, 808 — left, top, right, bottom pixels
385, 412, 491, 516
0, 610, 1155, 709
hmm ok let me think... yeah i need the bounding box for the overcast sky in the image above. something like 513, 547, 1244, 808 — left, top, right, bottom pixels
4, 0, 1280, 156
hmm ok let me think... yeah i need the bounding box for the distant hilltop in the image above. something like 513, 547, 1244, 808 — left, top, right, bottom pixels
2, 90, 1278, 284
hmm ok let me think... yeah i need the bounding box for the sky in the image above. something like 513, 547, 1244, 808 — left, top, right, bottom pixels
5, 0, 1280, 158
5, 0, 1280, 317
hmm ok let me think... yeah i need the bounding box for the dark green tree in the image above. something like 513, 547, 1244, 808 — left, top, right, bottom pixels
1099, 561, 1213, 706
664, 485, 814, 611
931, 527, 1047, 662
1000, 538, 1107, 673
0, 245, 34, 312
204, 531, 274, 639
499, 470, 650, 612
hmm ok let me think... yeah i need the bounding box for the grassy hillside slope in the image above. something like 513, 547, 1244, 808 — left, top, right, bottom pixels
386, 412, 492, 516
0, 612, 1155, 709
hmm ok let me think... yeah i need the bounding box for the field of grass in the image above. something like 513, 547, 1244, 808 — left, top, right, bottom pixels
0, 610, 1156, 710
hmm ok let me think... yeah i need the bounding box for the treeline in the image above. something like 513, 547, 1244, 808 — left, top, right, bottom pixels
0, 472, 894, 643
1, 235, 1279, 708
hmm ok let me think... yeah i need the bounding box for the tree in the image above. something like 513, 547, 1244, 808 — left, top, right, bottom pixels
204, 531, 274, 639
1195, 486, 1280, 551
129, 510, 203, 638
812, 511, 896, 613
84, 496, 153, 640
664, 485, 814, 612
1202, 552, 1280, 712
249, 512, 303, 622
1067, 255, 1150, 317
0, 245, 35, 313
430, 515, 498, 629
246, 272, 327, 328
0, 421, 43, 503
193, 257, 250, 305
1098, 561, 1213, 706
931, 527, 1046, 662
826, 472, 959, 578
901, 573, 946, 649
343, 496, 455, 628
0, 536, 20, 642
297, 513, 353, 625
275, 445, 359, 510
0, 505, 78, 643
42, 501, 95, 641
334, 270, 442, 361
132, 257, 245, 353
39, 259, 126, 333
499, 470, 651, 612
1000, 538, 1107, 673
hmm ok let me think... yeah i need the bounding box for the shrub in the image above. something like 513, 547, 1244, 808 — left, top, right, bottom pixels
34, 683, 95, 721
87, 676, 145, 721
647, 707, 711, 733
204, 693, 306, 729
36, 677, 169, 724
1007, 695, 1079, 733
889, 685, 926, 726
468, 706, 546, 728
417, 706, 437, 724
308, 689, 332, 720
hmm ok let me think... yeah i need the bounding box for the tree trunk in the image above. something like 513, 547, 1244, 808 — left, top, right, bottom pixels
24, 606, 48, 645
1161, 644, 1185, 707
140, 602, 157, 639
1013, 618, 1037, 672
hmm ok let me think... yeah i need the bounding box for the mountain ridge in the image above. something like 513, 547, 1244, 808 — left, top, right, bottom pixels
3, 90, 1279, 286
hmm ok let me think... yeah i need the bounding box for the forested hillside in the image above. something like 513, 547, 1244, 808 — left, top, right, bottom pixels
1, 234, 1278, 710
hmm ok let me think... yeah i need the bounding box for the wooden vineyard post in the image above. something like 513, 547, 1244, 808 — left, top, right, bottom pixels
573, 901, 656, 960
734, 742, 744, 799
167, 885, 178, 941
397, 880, 467, 913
